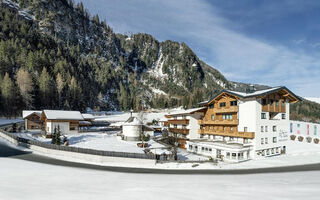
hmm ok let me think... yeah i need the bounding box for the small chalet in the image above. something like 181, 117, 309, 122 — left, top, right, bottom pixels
23, 110, 42, 132
80, 113, 95, 127
40, 110, 84, 135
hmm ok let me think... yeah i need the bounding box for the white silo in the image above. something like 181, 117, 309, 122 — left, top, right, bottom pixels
122, 117, 143, 141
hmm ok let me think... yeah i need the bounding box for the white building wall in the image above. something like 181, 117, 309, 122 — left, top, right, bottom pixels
188, 114, 200, 139
254, 100, 290, 157
47, 122, 78, 135
290, 120, 320, 137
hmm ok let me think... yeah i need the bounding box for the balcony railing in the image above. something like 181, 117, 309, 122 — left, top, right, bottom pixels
168, 128, 189, 135
198, 119, 239, 125
262, 104, 286, 113
214, 106, 238, 113
198, 129, 255, 139
167, 119, 189, 125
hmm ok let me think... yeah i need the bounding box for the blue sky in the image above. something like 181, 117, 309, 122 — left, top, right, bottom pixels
74, 0, 320, 97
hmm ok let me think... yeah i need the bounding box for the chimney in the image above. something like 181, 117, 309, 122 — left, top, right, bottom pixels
246, 84, 255, 93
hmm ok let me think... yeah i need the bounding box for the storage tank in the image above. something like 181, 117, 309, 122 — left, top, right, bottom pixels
122, 117, 143, 141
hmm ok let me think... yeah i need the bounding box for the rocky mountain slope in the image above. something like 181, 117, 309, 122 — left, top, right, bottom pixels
0, 0, 319, 122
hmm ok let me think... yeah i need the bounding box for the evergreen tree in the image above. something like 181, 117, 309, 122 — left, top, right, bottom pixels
39, 67, 52, 107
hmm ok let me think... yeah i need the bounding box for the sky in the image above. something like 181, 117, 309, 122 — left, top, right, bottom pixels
74, 0, 320, 97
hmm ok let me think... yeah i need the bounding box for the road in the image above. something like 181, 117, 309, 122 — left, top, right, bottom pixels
1, 138, 320, 174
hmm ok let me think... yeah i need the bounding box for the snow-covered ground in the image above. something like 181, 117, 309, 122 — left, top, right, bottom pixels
68, 132, 165, 154
0, 157, 319, 200
305, 97, 320, 104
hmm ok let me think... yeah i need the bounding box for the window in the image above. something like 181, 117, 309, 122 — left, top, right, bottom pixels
261, 138, 264, 145
297, 124, 300, 128
220, 102, 226, 107
265, 126, 268, 132
276, 148, 279, 153
211, 114, 215, 120
205, 148, 208, 152
270, 99, 274, 105
230, 100, 237, 106
266, 149, 270, 155
273, 137, 277, 143
226, 152, 230, 158
282, 114, 286, 119
244, 127, 248, 132
209, 104, 214, 109
265, 137, 268, 144
261, 150, 265, 156
189, 145, 193, 150
182, 125, 187, 129
261, 113, 266, 119
275, 100, 279, 106
223, 126, 226, 131
230, 127, 233, 131
261, 126, 264, 132
273, 126, 277, 132
262, 99, 267, 105
201, 147, 204, 151
209, 148, 212, 152
281, 101, 285, 107
232, 153, 236, 159
223, 114, 232, 120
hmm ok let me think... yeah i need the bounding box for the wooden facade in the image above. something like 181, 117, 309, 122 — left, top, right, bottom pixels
25, 113, 42, 130
199, 92, 245, 138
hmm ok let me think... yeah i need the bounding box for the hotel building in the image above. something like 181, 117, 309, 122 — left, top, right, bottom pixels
186, 86, 300, 162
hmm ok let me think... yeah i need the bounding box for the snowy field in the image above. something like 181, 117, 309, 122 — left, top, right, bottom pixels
0, 157, 320, 200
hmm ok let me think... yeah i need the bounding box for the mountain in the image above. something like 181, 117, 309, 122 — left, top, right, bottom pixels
305, 98, 320, 104
0, 0, 319, 123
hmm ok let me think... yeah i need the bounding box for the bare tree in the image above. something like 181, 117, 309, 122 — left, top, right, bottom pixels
56, 73, 64, 108
16, 68, 34, 109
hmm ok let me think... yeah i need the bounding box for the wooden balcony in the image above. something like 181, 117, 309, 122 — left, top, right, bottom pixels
262, 104, 286, 113
167, 119, 189, 125
198, 129, 255, 139
198, 119, 239, 125
214, 106, 238, 113
168, 128, 189, 135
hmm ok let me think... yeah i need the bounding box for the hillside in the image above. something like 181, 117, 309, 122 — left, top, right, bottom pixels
0, 0, 319, 122
0, 0, 232, 116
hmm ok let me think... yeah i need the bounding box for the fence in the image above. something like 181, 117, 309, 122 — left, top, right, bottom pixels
0, 123, 155, 160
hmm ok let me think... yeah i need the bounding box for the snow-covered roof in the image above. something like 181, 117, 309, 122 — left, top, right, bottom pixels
166, 107, 206, 116
205, 86, 300, 105
123, 116, 143, 126
43, 110, 84, 120
22, 110, 42, 119
82, 114, 95, 120
225, 87, 282, 98
79, 121, 92, 125
158, 117, 168, 122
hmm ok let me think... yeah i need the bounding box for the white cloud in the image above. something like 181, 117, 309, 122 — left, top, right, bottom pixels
75, 0, 320, 97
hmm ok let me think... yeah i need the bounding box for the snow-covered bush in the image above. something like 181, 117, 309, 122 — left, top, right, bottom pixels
314, 138, 319, 144
298, 136, 304, 142
306, 137, 312, 143
290, 135, 296, 141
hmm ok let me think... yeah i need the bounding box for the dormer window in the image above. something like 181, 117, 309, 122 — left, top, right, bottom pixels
230, 101, 237, 106
209, 104, 214, 109
220, 102, 226, 107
